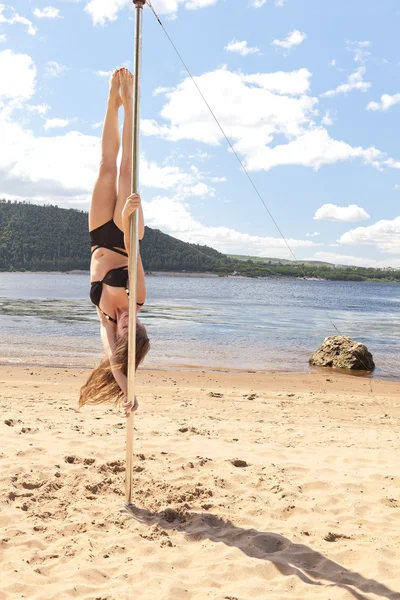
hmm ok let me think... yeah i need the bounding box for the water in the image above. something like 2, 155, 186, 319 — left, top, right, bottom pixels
0, 272, 399, 380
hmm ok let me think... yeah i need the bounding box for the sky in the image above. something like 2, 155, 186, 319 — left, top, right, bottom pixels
1, 0, 400, 267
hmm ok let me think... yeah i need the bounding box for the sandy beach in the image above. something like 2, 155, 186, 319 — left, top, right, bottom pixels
1, 365, 400, 600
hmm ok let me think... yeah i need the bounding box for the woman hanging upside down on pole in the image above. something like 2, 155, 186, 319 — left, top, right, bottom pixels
79, 68, 150, 416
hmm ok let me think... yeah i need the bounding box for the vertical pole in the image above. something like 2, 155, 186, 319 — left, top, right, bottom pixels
125, 0, 145, 506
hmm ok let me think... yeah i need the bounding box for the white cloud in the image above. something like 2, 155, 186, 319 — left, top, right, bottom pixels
0, 33, 6, 42
0, 49, 36, 101
185, 0, 217, 8
45, 61, 68, 76
338, 217, 400, 254
141, 67, 318, 148
153, 86, 174, 96
245, 128, 392, 172
0, 5, 37, 35
321, 110, 333, 126
225, 39, 260, 57
84, 0, 217, 26
27, 103, 50, 115
367, 93, 400, 112
141, 67, 400, 173
141, 156, 216, 198
329, 59, 336, 67
92, 120, 103, 129
306, 251, 400, 268
347, 40, 371, 65
272, 30, 307, 52
44, 117, 70, 130
143, 195, 317, 257
95, 69, 113, 77
306, 231, 320, 237
251, 0, 287, 7
314, 204, 370, 222
321, 67, 371, 98
33, 6, 62, 19
243, 68, 311, 95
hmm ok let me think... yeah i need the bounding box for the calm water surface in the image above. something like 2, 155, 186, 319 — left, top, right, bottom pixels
0, 272, 399, 380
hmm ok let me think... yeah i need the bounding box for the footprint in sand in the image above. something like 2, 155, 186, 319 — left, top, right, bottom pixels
324, 532, 352, 542
252, 533, 288, 554
231, 459, 248, 468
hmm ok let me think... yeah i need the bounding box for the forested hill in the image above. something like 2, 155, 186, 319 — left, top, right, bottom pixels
1, 200, 399, 282
0, 199, 233, 273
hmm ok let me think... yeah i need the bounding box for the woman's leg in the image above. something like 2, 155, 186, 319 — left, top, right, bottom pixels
113, 68, 133, 231
89, 69, 122, 232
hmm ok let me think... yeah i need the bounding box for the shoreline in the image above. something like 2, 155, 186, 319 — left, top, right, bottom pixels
0, 359, 398, 383
1, 270, 399, 283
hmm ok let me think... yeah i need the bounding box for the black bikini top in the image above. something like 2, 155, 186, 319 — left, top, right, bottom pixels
90, 267, 144, 324
89, 220, 144, 323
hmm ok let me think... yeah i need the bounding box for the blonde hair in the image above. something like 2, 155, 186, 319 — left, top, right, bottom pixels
78, 321, 150, 408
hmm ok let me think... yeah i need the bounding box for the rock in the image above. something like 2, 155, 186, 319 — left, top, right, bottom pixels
309, 336, 375, 371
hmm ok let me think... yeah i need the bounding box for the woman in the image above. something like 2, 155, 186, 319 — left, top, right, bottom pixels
79, 67, 150, 416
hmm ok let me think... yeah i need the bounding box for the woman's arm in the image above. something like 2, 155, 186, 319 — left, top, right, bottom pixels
122, 194, 146, 309
122, 193, 145, 255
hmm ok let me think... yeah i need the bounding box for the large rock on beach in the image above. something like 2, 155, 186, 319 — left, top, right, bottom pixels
309, 336, 375, 371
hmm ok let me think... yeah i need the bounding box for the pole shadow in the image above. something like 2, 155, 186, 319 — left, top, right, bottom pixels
123, 505, 400, 600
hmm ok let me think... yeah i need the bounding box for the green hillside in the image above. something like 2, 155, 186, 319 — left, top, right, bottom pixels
0, 199, 233, 273
1, 199, 399, 283
227, 254, 334, 267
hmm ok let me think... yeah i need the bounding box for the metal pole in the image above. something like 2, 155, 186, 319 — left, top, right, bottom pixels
125, 0, 145, 506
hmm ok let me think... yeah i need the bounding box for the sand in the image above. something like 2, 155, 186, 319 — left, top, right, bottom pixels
1, 365, 400, 600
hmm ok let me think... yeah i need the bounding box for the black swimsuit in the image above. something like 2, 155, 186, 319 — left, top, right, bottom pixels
89, 220, 143, 324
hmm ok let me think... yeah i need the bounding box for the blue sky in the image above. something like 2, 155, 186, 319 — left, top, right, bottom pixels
1, 0, 399, 266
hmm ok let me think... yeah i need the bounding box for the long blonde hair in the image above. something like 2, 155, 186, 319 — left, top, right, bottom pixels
78, 320, 150, 408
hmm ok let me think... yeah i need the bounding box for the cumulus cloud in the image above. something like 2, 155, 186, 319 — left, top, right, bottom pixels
321, 67, 371, 98
0, 49, 36, 101
272, 30, 306, 52
141, 67, 400, 173
84, 0, 218, 26
0, 5, 37, 35
314, 204, 370, 222
140, 156, 215, 198
33, 6, 62, 19
367, 93, 400, 112
338, 217, 400, 254
243, 68, 311, 95
306, 231, 320, 237
143, 195, 317, 257
225, 39, 260, 57
321, 111, 333, 126
27, 103, 50, 115
44, 117, 70, 130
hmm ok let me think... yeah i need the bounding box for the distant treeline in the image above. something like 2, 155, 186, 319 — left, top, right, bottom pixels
0, 199, 399, 282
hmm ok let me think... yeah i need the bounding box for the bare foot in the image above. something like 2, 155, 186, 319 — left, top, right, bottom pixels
109, 69, 122, 107
120, 67, 133, 107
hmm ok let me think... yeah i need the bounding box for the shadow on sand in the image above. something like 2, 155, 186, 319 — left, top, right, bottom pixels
124, 505, 400, 600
